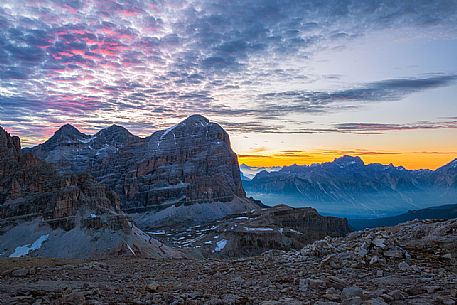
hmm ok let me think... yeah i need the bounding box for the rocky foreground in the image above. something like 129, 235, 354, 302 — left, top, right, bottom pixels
1, 218, 456, 305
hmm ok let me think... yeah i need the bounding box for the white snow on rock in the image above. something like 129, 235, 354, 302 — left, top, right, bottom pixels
213, 239, 228, 252
148, 230, 166, 235
9, 234, 49, 258
127, 244, 136, 256
90, 213, 97, 218
289, 229, 303, 234
244, 227, 274, 232
160, 124, 177, 140
79, 136, 95, 144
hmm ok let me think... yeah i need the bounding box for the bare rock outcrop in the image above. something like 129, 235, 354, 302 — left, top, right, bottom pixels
0, 127, 181, 259
148, 205, 350, 257
26, 115, 251, 219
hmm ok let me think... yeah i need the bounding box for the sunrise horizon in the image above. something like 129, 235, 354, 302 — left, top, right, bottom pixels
4, 117, 455, 171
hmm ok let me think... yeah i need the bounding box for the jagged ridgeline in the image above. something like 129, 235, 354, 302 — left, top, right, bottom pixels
0, 126, 181, 259
24, 115, 250, 216
244, 155, 457, 218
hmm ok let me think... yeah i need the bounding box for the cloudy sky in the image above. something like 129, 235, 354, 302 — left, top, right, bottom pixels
1, 0, 457, 169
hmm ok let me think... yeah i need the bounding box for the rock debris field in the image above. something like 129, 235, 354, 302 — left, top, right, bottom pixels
1, 219, 456, 305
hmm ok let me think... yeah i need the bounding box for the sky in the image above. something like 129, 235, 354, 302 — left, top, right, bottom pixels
0, 0, 457, 170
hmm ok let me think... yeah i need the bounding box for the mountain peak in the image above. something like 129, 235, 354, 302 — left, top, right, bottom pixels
181, 114, 210, 125
93, 124, 139, 148
240, 164, 251, 170
52, 124, 87, 139
333, 155, 364, 166
57, 123, 80, 134
45, 124, 89, 146
96, 124, 130, 135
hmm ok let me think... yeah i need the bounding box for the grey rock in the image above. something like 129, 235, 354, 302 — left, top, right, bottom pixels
342, 297, 362, 305
309, 278, 326, 289
372, 238, 386, 248
369, 256, 380, 265
342, 287, 363, 299
398, 261, 410, 271
145, 281, 161, 292
299, 278, 309, 292
383, 249, 404, 258
365, 298, 389, 305
11, 268, 29, 277
388, 289, 407, 300
326, 276, 346, 289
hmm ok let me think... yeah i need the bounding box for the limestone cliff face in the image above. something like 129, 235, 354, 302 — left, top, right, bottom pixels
0, 127, 120, 221
0, 127, 20, 161
221, 205, 350, 256
27, 115, 247, 213
0, 127, 182, 259
93, 115, 246, 212
254, 205, 350, 238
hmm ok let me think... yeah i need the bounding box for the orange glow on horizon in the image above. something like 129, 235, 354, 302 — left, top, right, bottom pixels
238, 152, 457, 170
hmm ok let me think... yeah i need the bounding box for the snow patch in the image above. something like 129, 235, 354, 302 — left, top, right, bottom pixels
148, 230, 166, 235
127, 244, 136, 256
90, 213, 97, 218
9, 234, 49, 258
79, 136, 94, 144
289, 229, 303, 234
160, 124, 177, 140
213, 239, 228, 252
244, 227, 274, 232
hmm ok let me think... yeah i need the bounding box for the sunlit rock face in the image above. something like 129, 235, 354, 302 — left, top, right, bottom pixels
0, 127, 181, 259
26, 115, 247, 213
24, 124, 141, 174
0, 126, 121, 221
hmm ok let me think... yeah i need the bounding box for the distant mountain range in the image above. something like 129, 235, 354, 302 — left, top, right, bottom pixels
243, 155, 457, 218
239, 164, 282, 180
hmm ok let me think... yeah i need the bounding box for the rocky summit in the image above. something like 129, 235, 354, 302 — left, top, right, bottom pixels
0, 218, 455, 305
26, 115, 254, 224
0, 127, 181, 259
24, 123, 141, 174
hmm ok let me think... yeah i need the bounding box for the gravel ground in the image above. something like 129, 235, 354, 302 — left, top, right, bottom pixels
0, 219, 456, 305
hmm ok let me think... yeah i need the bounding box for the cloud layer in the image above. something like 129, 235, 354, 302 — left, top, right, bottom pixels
1, 0, 457, 143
